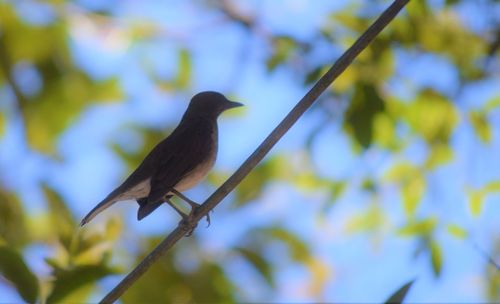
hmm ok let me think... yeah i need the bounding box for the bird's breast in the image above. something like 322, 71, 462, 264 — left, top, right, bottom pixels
174, 126, 218, 191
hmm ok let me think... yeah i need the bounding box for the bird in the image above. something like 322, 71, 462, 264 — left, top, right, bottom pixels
80, 91, 243, 227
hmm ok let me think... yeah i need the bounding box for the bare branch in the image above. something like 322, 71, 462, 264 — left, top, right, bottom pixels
100, 0, 410, 302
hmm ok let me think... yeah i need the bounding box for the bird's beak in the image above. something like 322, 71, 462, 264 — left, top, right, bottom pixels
226, 100, 244, 109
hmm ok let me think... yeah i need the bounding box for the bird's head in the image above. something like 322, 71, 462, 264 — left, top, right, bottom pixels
184, 91, 243, 119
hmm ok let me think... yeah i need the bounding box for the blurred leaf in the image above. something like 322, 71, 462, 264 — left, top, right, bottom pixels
398, 217, 437, 237
469, 111, 491, 143
405, 90, 458, 144
386, 162, 426, 216
266, 227, 310, 263
0, 246, 39, 304
304, 65, 326, 85
485, 96, 500, 112
373, 112, 400, 150
235, 156, 289, 205
175, 48, 191, 89
447, 224, 468, 240
0, 189, 28, 247
0, 112, 5, 136
43, 185, 76, 250
468, 189, 485, 217
344, 83, 386, 149
47, 264, 119, 304
430, 240, 443, 277
485, 181, 500, 193
234, 247, 274, 286
384, 279, 415, 304
267, 36, 297, 71
346, 203, 385, 234
123, 238, 235, 304
424, 144, 453, 169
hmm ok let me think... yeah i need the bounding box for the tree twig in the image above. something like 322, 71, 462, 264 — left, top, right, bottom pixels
100, 0, 410, 302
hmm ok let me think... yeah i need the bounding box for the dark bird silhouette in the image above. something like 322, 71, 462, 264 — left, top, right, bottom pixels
80, 91, 242, 226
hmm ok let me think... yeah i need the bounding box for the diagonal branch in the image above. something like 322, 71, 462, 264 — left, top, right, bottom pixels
100, 0, 410, 302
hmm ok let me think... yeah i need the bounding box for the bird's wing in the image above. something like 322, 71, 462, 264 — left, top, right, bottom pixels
80, 128, 179, 226
147, 120, 214, 203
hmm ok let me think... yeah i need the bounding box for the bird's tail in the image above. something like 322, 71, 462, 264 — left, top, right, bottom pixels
80, 198, 117, 226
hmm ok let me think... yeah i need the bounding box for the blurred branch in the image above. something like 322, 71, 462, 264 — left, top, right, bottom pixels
100, 0, 410, 302
473, 242, 500, 271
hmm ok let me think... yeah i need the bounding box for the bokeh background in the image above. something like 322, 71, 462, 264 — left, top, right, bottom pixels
0, 0, 499, 303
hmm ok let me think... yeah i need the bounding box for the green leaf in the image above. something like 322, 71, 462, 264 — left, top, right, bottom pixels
235, 156, 289, 206
405, 90, 458, 144
384, 279, 415, 304
397, 218, 437, 237
385, 162, 425, 216
344, 83, 386, 149
0, 112, 5, 137
266, 36, 297, 71
447, 224, 468, 240
468, 189, 485, 217
266, 227, 310, 263
0, 246, 39, 304
175, 48, 192, 89
0, 190, 28, 247
424, 144, 453, 169
430, 240, 443, 277
234, 247, 274, 286
47, 264, 118, 304
43, 185, 76, 250
485, 181, 500, 193
469, 111, 491, 143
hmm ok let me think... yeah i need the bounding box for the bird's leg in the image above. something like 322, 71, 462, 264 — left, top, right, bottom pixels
171, 189, 210, 227
164, 197, 197, 236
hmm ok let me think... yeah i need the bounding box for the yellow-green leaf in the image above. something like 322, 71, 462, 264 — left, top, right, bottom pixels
398, 217, 437, 237
47, 264, 118, 304
447, 224, 468, 240
234, 247, 274, 286
0, 112, 5, 137
468, 189, 485, 217
175, 48, 191, 89
430, 240, 443, 277
424, 144, 453, 169
469, 111, 491, 143
0, 246, 39, 304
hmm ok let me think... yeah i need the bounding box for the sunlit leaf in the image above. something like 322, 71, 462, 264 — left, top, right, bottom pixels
424, 144, 453, 169
47, 264, 119, 304
235, 156, 289, 205
485, 181, 500, 193
469, 111, 491, 143
267, 36, 298, 71
234, 247, 274, 286
384, 279, 415, 304
0, 112, 5, 136
266, 227, 310, 263
0, 190, 28, 247
385, 162, 426, 216
397, 217, 437, 237
175, 48, 192, 89
0, 246, 39, 304
468, 189, 485, 217
405, 90, 458, 144
447, 224, 468, 240
485, 96, 500, 112
43, 185, 76, 250
430, 240, 443, 277
346, 203, 385, 234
